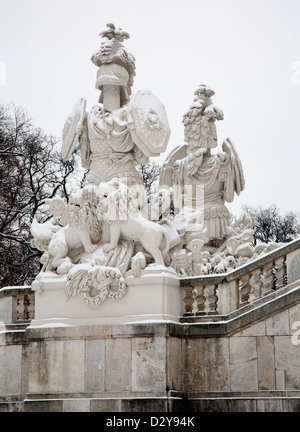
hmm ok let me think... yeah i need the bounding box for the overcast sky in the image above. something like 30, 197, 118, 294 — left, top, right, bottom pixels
1, 0, 300, 216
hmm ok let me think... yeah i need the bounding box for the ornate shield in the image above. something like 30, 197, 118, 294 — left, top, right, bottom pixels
222, 138, 245, 195
127, 90, 171, 157
62, 98, 87, 160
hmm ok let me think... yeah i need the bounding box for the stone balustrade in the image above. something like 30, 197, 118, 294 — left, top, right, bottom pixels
0, 286, 34, 326
180, 238, 300, 321
1, 239, 300, 326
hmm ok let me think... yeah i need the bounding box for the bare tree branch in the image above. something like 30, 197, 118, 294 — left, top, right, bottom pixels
0, 102, 81, 287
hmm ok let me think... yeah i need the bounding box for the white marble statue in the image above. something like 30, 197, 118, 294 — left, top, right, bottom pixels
160, 85, 245, 248
159, 85, 248, 276
30, 23, 283, 315
29, 24, 286, 321
31, 24, 172, 308
62, 23, 170, 188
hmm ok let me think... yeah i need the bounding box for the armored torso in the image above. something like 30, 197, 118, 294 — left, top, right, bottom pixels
83, 105, 143, 186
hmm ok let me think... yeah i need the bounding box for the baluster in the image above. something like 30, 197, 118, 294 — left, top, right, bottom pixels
284, 258, 288, 286
239, 273, 251, 305
16, 294, 25, 321
272, 262, 277, 290
194, 285, 206, 315
249, 269, 262, 302
260, 261, 274, 295
183, 286, 195, 316
28, 293, 35, 320
24, 295, 31, 320
204, 284, 218, 314
273, 256, 287, 289
16, 293, 34, 322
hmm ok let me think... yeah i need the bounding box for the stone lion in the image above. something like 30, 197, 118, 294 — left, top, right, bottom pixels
97, 179, 171, 266
47, 185, 102, 274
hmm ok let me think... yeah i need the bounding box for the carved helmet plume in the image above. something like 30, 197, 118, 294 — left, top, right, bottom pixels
91, 23, 136, 105
182, 85, 224, 149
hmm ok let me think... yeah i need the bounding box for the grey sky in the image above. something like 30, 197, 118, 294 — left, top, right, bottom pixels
1, 0, 300, 216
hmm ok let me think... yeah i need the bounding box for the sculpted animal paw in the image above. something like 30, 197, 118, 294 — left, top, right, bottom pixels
85, 244, 98, 254
57, 260, 73, 275
103, 243, 115, 253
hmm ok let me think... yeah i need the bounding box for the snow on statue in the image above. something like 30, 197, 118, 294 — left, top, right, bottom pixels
30, 24, 279, 310
31, 24, 172, 307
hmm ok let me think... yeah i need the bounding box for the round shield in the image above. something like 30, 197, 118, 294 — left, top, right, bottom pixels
127, 90, 171, 157
62, 98, 87, 160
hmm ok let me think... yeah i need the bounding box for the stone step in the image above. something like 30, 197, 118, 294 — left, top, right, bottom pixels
1, 392, 300, 412
183, 395, 300, 412
1, 323, 30, 331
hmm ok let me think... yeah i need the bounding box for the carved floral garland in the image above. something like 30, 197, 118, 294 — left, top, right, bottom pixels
65, 264, 127, 307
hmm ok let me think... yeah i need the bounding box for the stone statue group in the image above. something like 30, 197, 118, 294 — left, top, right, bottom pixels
31, 24, 270, 307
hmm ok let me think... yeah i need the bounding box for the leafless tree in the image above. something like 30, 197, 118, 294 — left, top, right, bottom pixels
232, 204, 300, 245
0, 103, 80, 287
137, 159, 161, 198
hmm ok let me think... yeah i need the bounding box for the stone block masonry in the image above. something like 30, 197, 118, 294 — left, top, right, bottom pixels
0, 284, 300, 412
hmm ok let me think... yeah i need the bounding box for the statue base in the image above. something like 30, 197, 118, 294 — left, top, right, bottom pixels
30, 265, 182, 328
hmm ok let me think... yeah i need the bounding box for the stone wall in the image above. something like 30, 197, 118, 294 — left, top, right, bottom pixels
26, 325, 171, 397
1, 299, 300, 402
180, 303, 300, 393
1, 280, 300, 412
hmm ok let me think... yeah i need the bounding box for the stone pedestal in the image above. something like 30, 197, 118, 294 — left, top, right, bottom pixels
25, 322, 182, 402
23, 266, 183, 405
30, 266, 182, 327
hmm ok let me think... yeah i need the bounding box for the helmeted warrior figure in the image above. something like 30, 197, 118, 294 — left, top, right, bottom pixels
160, 84, 245, 252
62, 23, 170, 188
